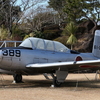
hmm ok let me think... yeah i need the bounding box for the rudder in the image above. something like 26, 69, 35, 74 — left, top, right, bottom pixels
92, 30, 100, 58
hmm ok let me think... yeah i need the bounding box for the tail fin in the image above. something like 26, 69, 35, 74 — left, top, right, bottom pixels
92, 30, 100, 58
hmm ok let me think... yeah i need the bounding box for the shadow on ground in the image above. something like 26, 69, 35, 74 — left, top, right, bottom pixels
0, 78, 100, 89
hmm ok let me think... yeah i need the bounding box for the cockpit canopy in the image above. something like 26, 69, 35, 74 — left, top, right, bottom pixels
19, 37, 69, 53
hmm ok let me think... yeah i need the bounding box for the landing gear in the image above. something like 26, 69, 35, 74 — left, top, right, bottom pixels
44, 72, 68, 87
44, 73, 62, 87
53, 70, 68, 87
53, 77, 62, 87
13, 74, 23, 83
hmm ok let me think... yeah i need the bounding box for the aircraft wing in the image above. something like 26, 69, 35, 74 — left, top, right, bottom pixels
26, 59, 100, 71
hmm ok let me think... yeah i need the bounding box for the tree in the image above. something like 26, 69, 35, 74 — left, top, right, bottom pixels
64, 0, 84, 23
64, 0, 100, 34
0, 0, 22, 36
0, 25, 9, 40
0, 0, 45, 37
48, 0, 66, 25
65, 22, 78, 50
21, 6, 60, 32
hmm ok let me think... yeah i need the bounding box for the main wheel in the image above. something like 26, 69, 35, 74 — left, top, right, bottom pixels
53, 77, 62, 87
13, 74, 22, 83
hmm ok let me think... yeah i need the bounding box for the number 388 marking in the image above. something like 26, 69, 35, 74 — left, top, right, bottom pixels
2, 50, 21, 57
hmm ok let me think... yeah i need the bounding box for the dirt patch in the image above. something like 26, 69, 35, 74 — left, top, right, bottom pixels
0, 74, 100, 100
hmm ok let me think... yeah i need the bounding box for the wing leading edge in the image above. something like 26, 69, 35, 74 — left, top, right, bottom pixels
26, 59, 100, 71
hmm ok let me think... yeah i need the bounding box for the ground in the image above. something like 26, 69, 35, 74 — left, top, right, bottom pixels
0, 74, 100, 100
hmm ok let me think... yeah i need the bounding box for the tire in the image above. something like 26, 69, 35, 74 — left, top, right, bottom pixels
53, 77, 62, 87
13, 74, 22, 83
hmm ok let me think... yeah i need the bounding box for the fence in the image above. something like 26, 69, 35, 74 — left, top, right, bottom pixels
0, 41, 22, 48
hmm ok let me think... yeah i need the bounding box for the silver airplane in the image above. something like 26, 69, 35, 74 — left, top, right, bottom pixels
0, 29, 100, 87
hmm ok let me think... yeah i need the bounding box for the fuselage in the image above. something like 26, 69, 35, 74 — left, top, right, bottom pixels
0, 47, 98, 75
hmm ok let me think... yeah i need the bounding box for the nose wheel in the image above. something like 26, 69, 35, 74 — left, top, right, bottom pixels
13, 74, 23, 83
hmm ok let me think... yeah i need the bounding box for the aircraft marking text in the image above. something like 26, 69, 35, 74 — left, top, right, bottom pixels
94, 45, 100, 50
2, 49, 21, 57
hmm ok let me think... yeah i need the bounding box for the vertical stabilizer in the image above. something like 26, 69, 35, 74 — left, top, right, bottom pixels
92, 30, 100, 58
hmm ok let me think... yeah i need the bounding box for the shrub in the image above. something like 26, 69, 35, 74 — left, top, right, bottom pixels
0, 26, 9, 40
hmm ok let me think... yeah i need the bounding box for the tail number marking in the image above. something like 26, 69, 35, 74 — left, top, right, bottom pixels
3, 50, 21, 57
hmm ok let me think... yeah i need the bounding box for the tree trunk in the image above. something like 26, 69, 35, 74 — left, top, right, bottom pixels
71, 45, 73, 50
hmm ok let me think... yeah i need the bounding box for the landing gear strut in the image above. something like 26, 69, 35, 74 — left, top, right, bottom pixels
13, 74, 23, 83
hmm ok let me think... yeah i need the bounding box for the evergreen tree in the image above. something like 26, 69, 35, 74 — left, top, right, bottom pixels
48, 0, 66, 25
64, 0, 100, 33
49, 0, 100, 24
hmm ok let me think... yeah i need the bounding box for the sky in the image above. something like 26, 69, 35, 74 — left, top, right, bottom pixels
15, 0, 49, 15
16, 0, 22, 5
16, 0, 49, 7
